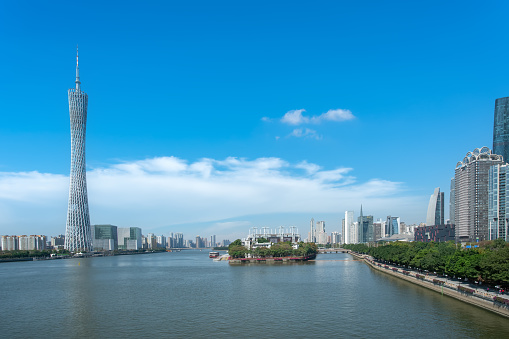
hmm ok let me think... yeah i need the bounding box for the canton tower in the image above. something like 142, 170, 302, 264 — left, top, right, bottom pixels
65, 47, 92, 252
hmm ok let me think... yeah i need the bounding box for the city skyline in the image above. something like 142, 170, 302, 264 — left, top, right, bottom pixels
1, 1, 509, 239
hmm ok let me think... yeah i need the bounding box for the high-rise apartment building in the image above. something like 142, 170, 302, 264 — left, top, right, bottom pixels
157, 235, 167, 248
344, 211, 354, 244
488, 164, 509, 241
454, 147, 504, 242
175, 233, 184, 248
350, 222, 359, 244
330, 231, 341, 245
493, 96, 509, 163
1, 235, 46, 251
65, 48, 92, 252
308, 218, 316, 243
18, 235, 46, 251
316, 221, 327, 244
1, 236, 18, 251
426, 187, 444, 226
373, 221, 382, 241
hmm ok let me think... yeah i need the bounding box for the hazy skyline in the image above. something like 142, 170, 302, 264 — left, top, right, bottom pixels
1, 1, 509, 239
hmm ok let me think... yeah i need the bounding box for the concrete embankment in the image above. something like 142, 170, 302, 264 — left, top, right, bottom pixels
352, 252, 509, 318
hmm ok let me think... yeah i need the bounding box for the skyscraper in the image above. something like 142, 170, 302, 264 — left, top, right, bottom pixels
454, 147, 504, 242
493, 96, 509, 163
426, 187, 444, 226
386, 216, 400, 236
308, 218, 315, 243
358, 205, 374, 243
316, 221, 327, 244
65, 47, 92, 252
488, 164, 509, 241
344, 211, 354, 244
450, 178, 456, 225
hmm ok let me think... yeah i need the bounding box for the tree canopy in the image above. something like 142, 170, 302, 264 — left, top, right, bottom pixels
343, 240, 509, 288
228, 240, 317, 259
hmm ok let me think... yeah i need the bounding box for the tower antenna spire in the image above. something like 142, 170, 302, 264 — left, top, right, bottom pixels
75, 44, 81, 90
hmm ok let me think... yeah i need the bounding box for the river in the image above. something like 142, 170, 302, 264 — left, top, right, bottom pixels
1, 251, 508, 338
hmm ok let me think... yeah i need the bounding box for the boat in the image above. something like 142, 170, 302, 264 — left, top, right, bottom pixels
209, 251, 220, 258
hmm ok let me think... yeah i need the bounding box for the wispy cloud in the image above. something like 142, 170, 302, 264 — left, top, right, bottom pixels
0, 156, 420, 236
289, 128, 321, 140
295, 161, 321, 174
280, 108, 355, 125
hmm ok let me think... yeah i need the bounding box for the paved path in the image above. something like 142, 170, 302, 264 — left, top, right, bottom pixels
349, 252, 509, 317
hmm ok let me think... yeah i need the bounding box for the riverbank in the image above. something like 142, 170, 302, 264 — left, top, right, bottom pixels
350, 252, 509, 318
228, 253, 316, 264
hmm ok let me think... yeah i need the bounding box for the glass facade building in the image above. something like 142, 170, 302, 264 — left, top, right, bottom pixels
358, 205, 373, 243
493, 96, 509, 163
386, 216, 400, 236
488, 164, 509, 241
426, 187, 444, 226
92, 224, 118, 251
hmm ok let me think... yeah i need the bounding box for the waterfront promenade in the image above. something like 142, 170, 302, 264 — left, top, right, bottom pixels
349, 251, 509, 318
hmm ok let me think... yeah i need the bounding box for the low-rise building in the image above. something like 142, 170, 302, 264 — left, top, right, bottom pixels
414, 224, 455, 243
92, 225, 118, 251
118, 227, 142, 250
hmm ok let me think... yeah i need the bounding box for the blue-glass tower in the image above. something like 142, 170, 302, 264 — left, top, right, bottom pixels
493, 96, 509, 162
65, 47, 92, 252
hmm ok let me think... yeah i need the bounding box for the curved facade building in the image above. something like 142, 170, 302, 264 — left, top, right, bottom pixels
64, 48, 92, 252
454, 147, 504, 242
426, 187, 444, 226
493, 96, 509, 163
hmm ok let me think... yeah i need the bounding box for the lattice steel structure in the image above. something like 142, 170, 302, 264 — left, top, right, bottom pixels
65, 47, 93, 252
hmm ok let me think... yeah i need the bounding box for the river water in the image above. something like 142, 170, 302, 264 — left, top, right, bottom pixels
1, 251, 509, 338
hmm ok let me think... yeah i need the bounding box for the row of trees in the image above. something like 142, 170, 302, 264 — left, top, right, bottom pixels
0, 249, 70, 259
343, 239, 509, 287
228, 240, 318, 259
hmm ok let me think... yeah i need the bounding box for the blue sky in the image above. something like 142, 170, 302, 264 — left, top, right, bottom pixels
1, 1, 509, 240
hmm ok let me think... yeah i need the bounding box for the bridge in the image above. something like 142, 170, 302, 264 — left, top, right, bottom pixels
317, 248, 350, 254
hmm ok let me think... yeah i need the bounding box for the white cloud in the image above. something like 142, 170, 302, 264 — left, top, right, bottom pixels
311, 109, 355, 123
0, 156, 420, 237
295, 161, 321, 174
289, 128, 321, 140
280, 108, 355, 125
281, 109, 309, 125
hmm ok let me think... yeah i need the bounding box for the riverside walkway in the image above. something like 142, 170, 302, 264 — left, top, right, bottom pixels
349, 251, 509, 318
